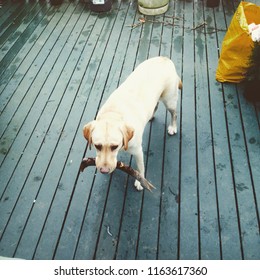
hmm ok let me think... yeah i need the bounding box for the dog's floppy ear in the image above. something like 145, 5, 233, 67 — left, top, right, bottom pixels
121, 124, 134, 151
83, 121, 95, 149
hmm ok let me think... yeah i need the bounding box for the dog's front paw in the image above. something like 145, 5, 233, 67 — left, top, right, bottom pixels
134, 180, 144, 191
168, 125, 177, 135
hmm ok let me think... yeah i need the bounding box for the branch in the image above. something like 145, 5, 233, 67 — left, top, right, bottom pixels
80, 158, 155, 192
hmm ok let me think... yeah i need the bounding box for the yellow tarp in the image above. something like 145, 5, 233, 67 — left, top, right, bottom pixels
216, 2, 260, 83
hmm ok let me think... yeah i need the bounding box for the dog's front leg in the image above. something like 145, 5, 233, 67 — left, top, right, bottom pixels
132, 147, 145, 191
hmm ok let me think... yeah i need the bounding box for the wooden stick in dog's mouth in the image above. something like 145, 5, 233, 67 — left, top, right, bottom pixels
80, 157, 155, 192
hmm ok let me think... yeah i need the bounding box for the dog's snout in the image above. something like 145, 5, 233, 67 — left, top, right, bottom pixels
96, 157, 117, 174
100, 167, 110, 174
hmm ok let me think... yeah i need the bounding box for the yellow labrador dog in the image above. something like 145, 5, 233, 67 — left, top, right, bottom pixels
83, 57, 182, 190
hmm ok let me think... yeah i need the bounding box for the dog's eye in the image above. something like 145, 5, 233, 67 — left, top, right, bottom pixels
111, 145, 118, 151
95, 144, 102, 151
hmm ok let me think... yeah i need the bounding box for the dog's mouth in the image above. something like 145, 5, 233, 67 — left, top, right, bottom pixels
99, 167, 111, 174
98, 166, 116, 174
80, 158, 155, 191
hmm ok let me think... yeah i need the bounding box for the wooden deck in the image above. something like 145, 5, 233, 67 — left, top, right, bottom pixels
0, 0, 259, 260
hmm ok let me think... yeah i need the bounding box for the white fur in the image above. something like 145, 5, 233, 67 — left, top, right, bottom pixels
83, 57, 181, 191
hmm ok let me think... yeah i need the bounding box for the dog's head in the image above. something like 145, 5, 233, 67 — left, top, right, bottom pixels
83, 120, 134, 174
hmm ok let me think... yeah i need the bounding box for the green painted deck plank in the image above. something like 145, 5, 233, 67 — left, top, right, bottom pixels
206, 2, 242, 260
194, 1, 221, 260
178, 0, 199, 260
158, 0, 183, 260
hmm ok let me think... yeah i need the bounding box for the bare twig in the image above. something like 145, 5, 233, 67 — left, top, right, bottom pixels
126, 17, 176, 29
192, 21, 207, 30
80, 157, 155, 192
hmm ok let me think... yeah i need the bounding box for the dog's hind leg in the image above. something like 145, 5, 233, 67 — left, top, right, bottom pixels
167, 108, 178, 135
161, 81, 179, 135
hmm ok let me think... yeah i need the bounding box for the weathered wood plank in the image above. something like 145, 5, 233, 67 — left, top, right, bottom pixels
158, 0, 183, 260
178, 0, 199, 260
194, 0, 221, 260
206, 0, 242, 260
